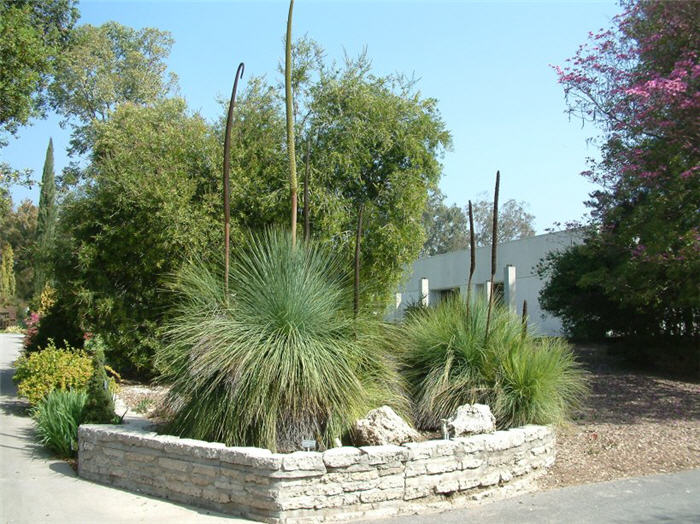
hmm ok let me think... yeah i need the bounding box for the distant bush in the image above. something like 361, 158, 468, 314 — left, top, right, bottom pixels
401, 296, 587, 429
23, 301, 84, 355
32, 390, 87, 457
2, 325, 24, 334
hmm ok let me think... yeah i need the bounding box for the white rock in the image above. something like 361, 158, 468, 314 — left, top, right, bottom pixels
351, 406, 420, 446
447, 404, 495, 437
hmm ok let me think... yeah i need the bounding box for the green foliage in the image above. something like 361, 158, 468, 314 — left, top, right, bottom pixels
421, 190, 468, 257
24, 299, 83, 354
31, 389, 86, 457
82, 335, 116, 424
0, 243, 16, 302
52, 99, 221, 377
157, 230, 405, 452
471, 198, 535, 248
35, 138, 56, 296
2, 324, 25, 334
401, 296, 587, 429
49, 21, 177, 155
0, 198, 37, 303
13, 340, 92, 405
0, 0, 78, 143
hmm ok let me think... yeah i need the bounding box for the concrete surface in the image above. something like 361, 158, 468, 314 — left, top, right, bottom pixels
361, 468, 700, 523
0, 333, 244, 523
2, 333, 698, 523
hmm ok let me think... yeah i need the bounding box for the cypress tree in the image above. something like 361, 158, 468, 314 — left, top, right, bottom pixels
82, 337, 116, 424
0, 244, 16, 302
35, 138, 57, 296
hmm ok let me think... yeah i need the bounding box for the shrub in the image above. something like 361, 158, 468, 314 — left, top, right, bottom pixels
82, 335, 117, 424
157, 229, 405, 452
32, 390, 87, 457
2, 325, 24, 334
402, 296, 587, 429
13, 341, 93, 405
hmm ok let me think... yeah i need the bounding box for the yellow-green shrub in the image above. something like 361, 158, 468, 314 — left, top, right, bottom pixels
13, 341, 93, 405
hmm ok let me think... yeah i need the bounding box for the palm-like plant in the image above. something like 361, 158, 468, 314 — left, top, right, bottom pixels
157, 229, 404, 451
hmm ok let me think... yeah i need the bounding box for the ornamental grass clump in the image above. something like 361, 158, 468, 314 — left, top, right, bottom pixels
32, 389, 87, 458
402, 296, 587, 429
157, 229, 405, 452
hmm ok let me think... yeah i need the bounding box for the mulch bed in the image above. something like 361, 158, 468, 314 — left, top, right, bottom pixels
538, 345, 700, 489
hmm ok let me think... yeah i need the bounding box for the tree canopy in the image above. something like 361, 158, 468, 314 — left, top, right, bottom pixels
542, 0, 699, 347
0, 0, 78, 144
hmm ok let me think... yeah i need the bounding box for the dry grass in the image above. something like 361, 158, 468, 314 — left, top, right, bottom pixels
539, 345, 700, 489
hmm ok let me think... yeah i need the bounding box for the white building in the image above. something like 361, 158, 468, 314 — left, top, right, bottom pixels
391, 230, 582, 335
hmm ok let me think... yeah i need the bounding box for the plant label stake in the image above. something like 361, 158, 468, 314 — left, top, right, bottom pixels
301, 439, 316, 451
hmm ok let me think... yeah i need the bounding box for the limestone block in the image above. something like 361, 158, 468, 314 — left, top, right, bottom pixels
483, 429, 525, 451
377, 462, 404, 476
447, 404, 496, 437
351, 406, 420, 446
375, 473, 404, 490
402, 439, 459, 460
404, 477, 434, 500
521, 424, 550, 442
322, 447, 362, 468
479, 470, 501, 487
282, 451, 325, 472
359, 444, 410, 465
158, 457, 190, 473
219, 446, 282, 470
200, 487, 231, 504
359, 487, 404, 503
460, 455, 484, 469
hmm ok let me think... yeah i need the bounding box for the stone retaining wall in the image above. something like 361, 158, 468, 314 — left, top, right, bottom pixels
78, 423, 555, 523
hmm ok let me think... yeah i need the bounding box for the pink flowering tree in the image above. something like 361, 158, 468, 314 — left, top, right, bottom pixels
541, 1, 699, 345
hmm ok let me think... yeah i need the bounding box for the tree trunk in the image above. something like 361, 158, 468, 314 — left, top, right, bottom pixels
354, 203, 365, 318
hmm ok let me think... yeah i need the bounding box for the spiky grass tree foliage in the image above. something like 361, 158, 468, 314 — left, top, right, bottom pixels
157, 229, 404, 452
402, 296, 587, 430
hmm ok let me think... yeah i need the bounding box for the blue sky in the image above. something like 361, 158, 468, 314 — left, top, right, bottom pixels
3, 0, 621, 232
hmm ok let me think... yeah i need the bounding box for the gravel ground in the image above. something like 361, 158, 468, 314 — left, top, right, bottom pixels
116, 344, 700, 489
538, 345, 700, 489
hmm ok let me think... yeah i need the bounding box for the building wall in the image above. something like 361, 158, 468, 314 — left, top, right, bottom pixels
392, 231, 582, 335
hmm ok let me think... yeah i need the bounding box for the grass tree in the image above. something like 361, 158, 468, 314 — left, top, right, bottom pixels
157, 230, 405, 451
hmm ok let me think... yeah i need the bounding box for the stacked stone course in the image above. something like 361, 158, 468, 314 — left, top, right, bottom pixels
78, 423, 555, 522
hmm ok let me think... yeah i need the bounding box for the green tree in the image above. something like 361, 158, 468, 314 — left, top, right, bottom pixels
49, 21, 177, 155
35, 138, 56, 295
0, 199, 37, 302
0, 243, 16, 302
309, 56, 451, 310
422, 190, 468, 256
543, 1, 699, 350
0, 0, 78, 144
52, 99, 221, 377
471, 198, 535, 247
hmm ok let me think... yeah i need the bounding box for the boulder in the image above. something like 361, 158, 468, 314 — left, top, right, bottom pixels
447, 404, 495, 437
352, 406, 420, 446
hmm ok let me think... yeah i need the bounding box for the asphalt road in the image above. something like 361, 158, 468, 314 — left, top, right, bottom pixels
1, 333, 698, 523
